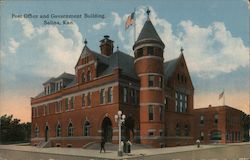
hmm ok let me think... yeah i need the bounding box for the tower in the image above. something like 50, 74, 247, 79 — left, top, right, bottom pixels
133, 9, 165, 147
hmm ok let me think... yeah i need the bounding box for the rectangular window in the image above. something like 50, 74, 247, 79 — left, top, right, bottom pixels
148, 105, 154, 121
44, 104, 49, 115
214, 114, 218, 124
137, 48, 143, 58
159, 105, 164, 121
87, 92, 91, 106
82, 94, 85, 107
55, 102, 59, 113
131, 89, 136, 105
107, 87, 113, 103
148, 75, 154, 87
123, 87, 128, 103
65, 98, 69, 111
200, 115, 204, 124
164, 97, 168, 111
82, 71, 85, 83
147, 47, 154, 55
175, 92, 188, 113
200, 131, 204, 140
159, 76, 163, 88
100, 89, 105, 104
148, 131, 154, 136
70, 97, 74, 109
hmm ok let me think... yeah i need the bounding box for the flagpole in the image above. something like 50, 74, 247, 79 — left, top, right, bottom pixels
223, 89, 225, 106
134, 7, 136, 43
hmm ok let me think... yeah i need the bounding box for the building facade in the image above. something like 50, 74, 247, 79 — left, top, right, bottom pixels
194, 105, 245, 144
31, 13, 195, 148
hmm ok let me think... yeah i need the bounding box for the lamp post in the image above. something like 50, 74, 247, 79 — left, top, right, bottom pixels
114, 110, 126, 156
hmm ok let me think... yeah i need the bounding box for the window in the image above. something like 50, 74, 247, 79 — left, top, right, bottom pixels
34, 125, 39, 137
68, 122, 74, 137
81, 71, 85, 83
210, 130, 221, 140
148, 131, 154, 136
159, 105, 164, 121
137, 48, 143, 58
200, 115, 204, 125
55, 102, 60, 113
82, 94, 85, 107
148, 105, 154, 121
123, 87, 128, 103
65, 98, 69, 111
131, 89, 136, 105
87, 71, 91, 81
159, 76, 163, 88
164, 97, 168, 111
175, 92, 188, 113
214, 114, 218, 124
184, 124, 189, 136
148, 75, 154, 87
107, 87, 113, 103
176, 123, 181, 136
200, 131, 204, 140
56, 123, 61, 137
87, 93, 91, 106
83, 121, 90, 136
44, 105, 49, 115
159, 130, 164, 137
100, 89, 105, 104
147, 47, 154, 55
70, 97, 74, 109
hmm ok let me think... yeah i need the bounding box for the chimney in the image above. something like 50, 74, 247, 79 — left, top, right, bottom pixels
100, 35, 114, 56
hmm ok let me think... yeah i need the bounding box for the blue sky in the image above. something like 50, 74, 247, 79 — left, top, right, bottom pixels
0, 0, 249, 122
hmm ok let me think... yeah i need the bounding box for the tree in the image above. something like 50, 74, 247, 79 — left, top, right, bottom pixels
0, 114, 31, 144
241, 113, 250, 142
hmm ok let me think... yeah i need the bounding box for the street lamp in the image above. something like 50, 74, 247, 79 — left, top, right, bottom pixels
115, 110, 126, 156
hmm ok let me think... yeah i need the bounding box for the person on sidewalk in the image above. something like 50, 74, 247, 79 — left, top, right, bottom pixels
196, 139, 201, 148
100, 138, 106, 153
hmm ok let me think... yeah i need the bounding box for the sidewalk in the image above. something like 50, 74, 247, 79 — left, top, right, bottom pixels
0, 142, 249, 159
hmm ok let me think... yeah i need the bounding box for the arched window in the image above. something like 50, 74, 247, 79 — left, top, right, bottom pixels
176, 123, 181, 136
56, 123, 61, 137
34, 125, 39, 137
83, 121, 90, 136
184, 124, 189, 136
68, 122, 74, 137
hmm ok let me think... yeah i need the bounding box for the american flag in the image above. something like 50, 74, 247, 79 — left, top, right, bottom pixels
218, 91, 224, 100
125, 12, 135, 29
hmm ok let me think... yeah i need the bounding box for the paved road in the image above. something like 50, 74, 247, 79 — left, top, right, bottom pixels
0, 144, 249, 160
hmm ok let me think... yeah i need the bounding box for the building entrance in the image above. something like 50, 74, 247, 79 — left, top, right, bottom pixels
102, 117, 112, 142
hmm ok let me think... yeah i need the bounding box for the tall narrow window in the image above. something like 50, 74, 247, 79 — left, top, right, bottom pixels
184, 124, 189, 136
87, 93, 91, 106
87, 71, 91, 81
148, 105, 154, 121
82, 94, 85, 107
81, 71, 85, 83
56, 123, 61, 137
214, 114, 218, 124
83, 121, 90, 136
176, 123, 181, 136
68, 122, 74, 137
65, 98, 69, 111
137, 48, 143, 58
107, 87, 113, 103
200, 115, 204, 125
70, 97, 74, 109
123, 87, 128, 103
35, 125, 39, 137
148, 75, 154, 87
200, 131, 204, 140
159, 76, 163, 88
55, 102, 59, 113
100, 89, 105, 104
175, 92, 188, 113
147, 47, 154, 55
159, 105, 164, 121
131, 89, 136, 105
164, 97, 168, 111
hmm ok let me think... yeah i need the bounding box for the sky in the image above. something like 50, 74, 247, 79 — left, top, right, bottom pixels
0, 0, 249, 122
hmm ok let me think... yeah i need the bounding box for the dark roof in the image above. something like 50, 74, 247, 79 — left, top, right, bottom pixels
136, 19, 163, 44
43, 72, 75, 85
98, 50, 138, 78
163, 57, 180, 81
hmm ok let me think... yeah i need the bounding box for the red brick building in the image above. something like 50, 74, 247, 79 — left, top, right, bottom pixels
194, 105, 244, 144
31, 15, 195, 148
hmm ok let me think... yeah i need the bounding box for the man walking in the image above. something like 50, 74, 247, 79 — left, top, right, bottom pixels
100, 138, 106, 153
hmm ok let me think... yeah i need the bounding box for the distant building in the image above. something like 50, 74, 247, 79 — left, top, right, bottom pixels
194, 105, 244, 144
31, 11, 195, 148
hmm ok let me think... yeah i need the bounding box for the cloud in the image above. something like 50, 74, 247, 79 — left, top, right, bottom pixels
15, 18, 34, 38
111, 12, 122, 26
8, 38, 20, 54
113, 6, 249, 78
0, 50, 6, 59
93, 22, 106, 30
242, 0, 250, 9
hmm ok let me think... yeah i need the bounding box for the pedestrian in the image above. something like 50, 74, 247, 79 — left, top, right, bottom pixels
100, 138, 105, 153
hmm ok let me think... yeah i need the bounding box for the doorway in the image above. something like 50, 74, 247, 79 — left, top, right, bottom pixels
102, 117, 112, 142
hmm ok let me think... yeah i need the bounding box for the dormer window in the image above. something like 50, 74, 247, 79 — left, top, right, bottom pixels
137, 48, 143, 58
